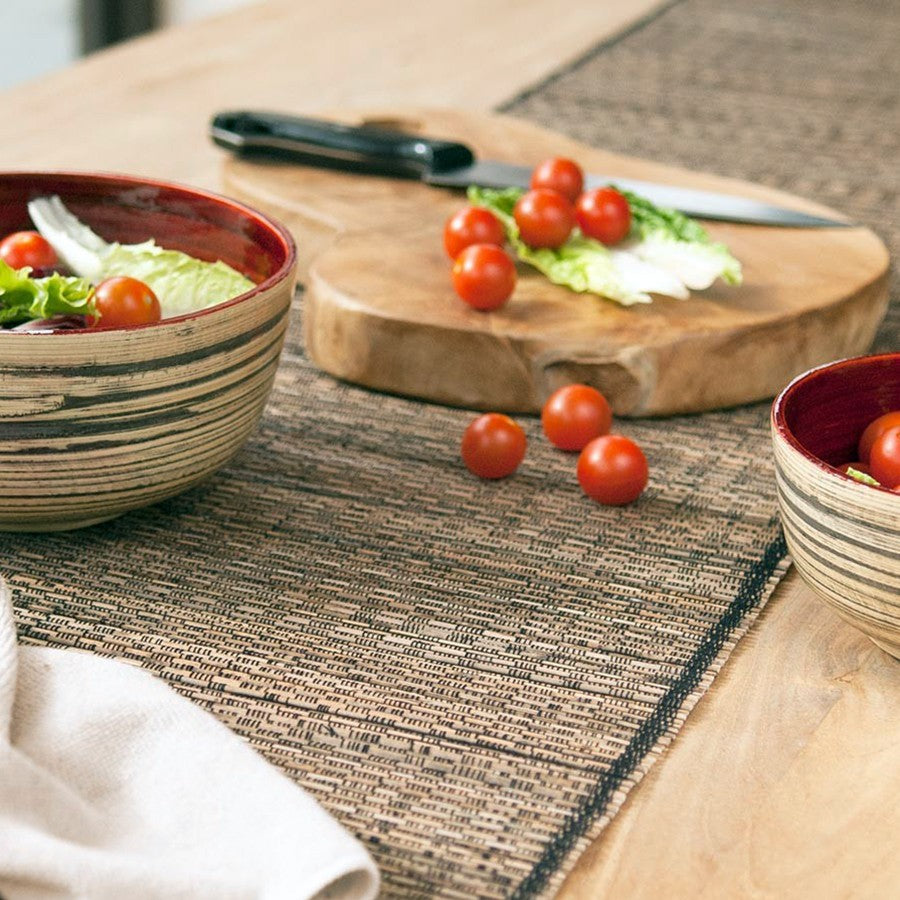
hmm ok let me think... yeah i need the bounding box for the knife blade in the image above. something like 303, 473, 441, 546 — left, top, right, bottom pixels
210, 111, 849, 228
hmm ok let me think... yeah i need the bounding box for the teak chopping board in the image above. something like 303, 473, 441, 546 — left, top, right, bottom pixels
222, 109, 890, 415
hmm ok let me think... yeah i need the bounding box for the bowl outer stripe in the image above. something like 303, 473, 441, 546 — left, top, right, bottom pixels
779, 514, 900, 601
0, 335, 284, 443
0, 379, 274, 466
772, 440, 900, 529
0, 305, 288, 377
0, 404, 267, 505
774, 467, 900, 548
780, 519, 900, 615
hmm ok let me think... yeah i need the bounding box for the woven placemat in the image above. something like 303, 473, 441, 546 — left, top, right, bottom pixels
4, 0, 898, 896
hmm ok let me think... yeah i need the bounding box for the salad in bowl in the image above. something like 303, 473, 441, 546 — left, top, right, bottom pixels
1, 195, 254, 332
0, 171, 296, 532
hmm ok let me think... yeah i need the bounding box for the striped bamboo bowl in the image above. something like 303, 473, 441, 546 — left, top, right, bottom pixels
0, 173, 296, 532
772, 353, 900, 658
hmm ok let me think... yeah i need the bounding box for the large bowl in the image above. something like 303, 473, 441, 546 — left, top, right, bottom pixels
771, 352, 900, 658
0, 172, 296, 532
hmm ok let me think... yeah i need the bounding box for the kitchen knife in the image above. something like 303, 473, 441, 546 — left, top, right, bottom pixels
210, 111, 849, 227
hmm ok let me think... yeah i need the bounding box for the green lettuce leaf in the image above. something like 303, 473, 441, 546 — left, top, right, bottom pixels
468, 185, 520, 228
28, 195, 255, 319
468, 186, 652, 306
621, 190, 713, 243
99, 241, 255, 318
0, 260, 93, 325
468, 183, 742, 305
622, 189, 742, 288
515, 236, 655, 306
628, 231, 742, 290
844, 466, 880, 486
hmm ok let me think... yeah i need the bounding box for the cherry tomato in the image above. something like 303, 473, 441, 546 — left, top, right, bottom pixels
541, 384, 612, 451
452, 244, 516, 311
577, 434, 648, 505
90, 276, 162, 329
857, 410, 900, 463
575, 187, 632, 245
869, 426, 900, 488
0, 230, 57, 271
513, 188, 575, 249
443, 206, 506, 260
530, 157, 584, 203
461, 413, 526, 479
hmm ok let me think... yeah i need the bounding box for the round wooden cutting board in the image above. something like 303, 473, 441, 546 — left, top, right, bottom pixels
222, 108, 889, 415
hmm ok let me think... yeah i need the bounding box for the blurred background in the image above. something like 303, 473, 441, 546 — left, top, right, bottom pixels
2, 0, 259, 89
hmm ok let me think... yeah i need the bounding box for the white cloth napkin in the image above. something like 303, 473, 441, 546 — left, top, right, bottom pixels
0, 578, 379, 900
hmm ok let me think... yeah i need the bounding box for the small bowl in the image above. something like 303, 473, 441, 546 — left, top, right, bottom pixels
0, 172, 296, 532
771, 352, 900, 658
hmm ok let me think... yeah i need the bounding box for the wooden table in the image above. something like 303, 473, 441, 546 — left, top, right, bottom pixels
2, 2, 897, 895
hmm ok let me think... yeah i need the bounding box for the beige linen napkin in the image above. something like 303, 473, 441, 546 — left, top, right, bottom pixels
0, 578, 379, 900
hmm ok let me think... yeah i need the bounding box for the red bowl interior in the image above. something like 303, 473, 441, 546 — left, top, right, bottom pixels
0, 171, 295, 318
773, 353, 900, 467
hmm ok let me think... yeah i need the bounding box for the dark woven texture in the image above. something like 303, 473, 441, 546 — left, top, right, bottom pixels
4, 0, 898, 896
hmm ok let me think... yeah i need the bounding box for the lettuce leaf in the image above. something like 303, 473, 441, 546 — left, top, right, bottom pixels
467, 185, 520, 228
622, 190, 742, 287
99, 241, 255, 317
28, 196, 255, 318
467, 186, 653, 305
516, 238, 673, 306
0, 260, 93, 325
844, 466, 880, 486
621, 190, 713, 244
468, 184, 741, 305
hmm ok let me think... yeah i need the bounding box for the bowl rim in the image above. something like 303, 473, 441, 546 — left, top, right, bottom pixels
0, 169, 297, 335
771, 350, 900, 496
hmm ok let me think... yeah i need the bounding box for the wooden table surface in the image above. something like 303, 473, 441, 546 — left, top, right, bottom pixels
1, 2, 897, 896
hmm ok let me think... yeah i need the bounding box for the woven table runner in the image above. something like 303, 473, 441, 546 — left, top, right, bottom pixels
4, 0, 898, 896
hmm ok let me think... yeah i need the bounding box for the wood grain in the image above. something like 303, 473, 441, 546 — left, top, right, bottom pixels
0, 0, 663, 186
559, 569, 900, 899
223, 108, 889, 415
0, 1, 894, 895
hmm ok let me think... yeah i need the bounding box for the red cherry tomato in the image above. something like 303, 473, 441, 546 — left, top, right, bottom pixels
452, 244, 516, 311
541, 384, 612, 451
577, 434, 648, 505
461, 413, 527, 479
443, 206, 506, 260
90, 276, 162, 329
869, 426, 900, 488
575, 187, 632, 245
0, 230, 58, 271
858, 410, 900, 463
513, 188, 575, 249
530, 157, 584, 203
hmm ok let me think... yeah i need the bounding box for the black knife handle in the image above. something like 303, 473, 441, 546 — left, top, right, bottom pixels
210, 111, 474, 178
